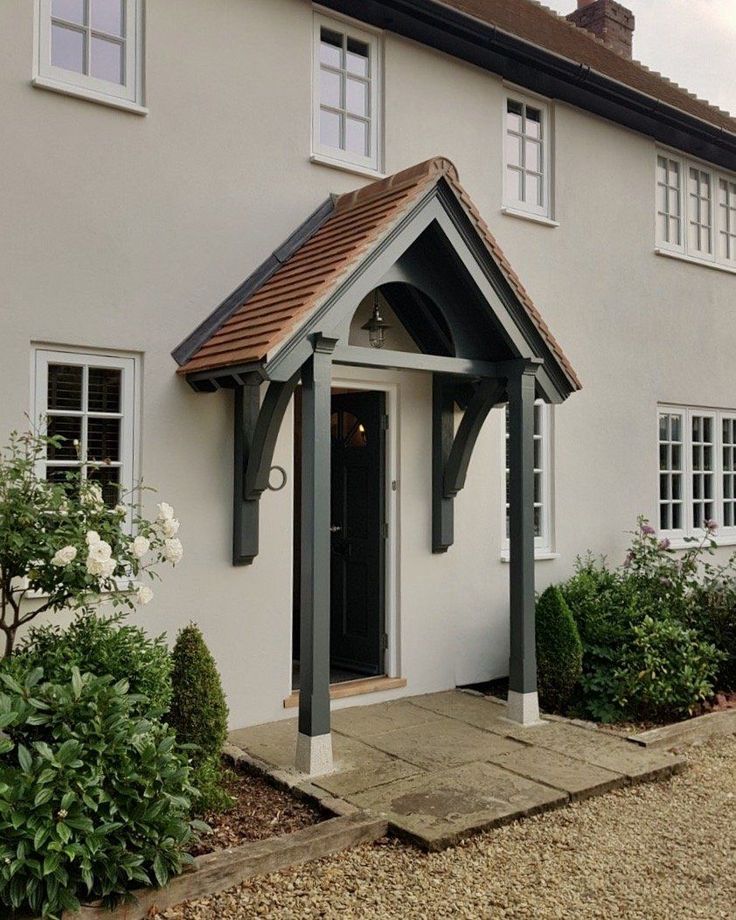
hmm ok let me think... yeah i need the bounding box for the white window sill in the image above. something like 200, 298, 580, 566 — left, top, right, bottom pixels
500, 551, 560, 563
655, 247, 736, 276
662, 536, 736, 550
32, 76, 148, 116
309, 153, 385, 181
501, 207, 559, 228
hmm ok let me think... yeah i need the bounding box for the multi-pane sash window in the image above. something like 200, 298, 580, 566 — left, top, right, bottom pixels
718, 178, 736, 263
34, 350, 137, 523
504, 401, 552, 551
655, 151, 736, 270
656, 156, 683, 248
312, 16, 381, 171
658, 405, 736, 539
35, 0, 144, 110
504, 98, 550, 218
688, 167, 713, 257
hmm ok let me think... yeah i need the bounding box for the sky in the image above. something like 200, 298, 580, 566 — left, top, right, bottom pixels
540, 0, 736, 116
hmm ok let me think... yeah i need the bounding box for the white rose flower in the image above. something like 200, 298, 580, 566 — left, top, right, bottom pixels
82, 483, 104, 508
114, 504, 127, 517
163, 538, 183, 566
156, 502, 175, 522
159, 517, 180, 539
135, 584, 154, 606
51, 545, 77, 567
85, 530, 101, 547
86, 539, 114, 577
131, 535, 150, 559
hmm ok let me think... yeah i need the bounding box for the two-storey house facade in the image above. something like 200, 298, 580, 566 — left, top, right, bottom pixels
2, 0, 735, 771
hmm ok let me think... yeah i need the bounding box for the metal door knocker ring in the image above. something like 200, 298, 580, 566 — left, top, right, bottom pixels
267, 465, 287, 491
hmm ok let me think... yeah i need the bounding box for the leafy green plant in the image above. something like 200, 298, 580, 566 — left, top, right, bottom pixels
167, 624, 231, 815
536, 586, 583, 711
0, 665, 203, 920
611, 616, 722, 720
0, 429, 183, 657
11, 613, 173, 719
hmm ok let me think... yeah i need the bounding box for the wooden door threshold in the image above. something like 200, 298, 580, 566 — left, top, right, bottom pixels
284, 675, 407, 709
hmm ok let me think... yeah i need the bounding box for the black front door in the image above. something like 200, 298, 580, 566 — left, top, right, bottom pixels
330, 390, 386, 676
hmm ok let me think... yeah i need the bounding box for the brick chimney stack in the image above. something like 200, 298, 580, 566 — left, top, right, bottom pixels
566, 0, 635, 59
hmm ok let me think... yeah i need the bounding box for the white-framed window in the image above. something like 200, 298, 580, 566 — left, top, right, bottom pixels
33, 349, 139, 526
312, 14, 382, 173
655, 150, 736, 270
33, 0, 145, 113
658, 405, 736, 541
718, 177, 736, 264
504, 96, 551, 219
504, 401, 553, 552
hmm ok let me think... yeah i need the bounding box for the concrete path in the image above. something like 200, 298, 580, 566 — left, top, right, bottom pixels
229, 691, 684, 850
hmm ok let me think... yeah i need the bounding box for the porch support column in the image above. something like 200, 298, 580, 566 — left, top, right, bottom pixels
507, 358, 543, 725
295, 336, 337, 775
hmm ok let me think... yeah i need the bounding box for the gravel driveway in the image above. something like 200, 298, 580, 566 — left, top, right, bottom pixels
158, 736, 736, 920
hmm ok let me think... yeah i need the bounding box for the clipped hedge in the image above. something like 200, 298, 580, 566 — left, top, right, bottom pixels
536, 585, 583, 712
168, 624, 231, 814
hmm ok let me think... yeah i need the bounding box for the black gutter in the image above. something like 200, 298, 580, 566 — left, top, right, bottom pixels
320, 0, 736, 171
172, 195, 336, 368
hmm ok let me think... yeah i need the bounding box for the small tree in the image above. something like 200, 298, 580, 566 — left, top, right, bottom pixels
168, 624, 231, 814
536, 585, 583, 712
0, 429, 184, 657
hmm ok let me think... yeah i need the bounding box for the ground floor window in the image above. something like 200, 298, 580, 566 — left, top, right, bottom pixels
658, 404, 736, 539
504, 400, 553, 552
33, 348, 138, 521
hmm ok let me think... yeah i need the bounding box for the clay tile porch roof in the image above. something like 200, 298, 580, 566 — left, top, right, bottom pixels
441, 0, 735, 135
174, 156, 581, 391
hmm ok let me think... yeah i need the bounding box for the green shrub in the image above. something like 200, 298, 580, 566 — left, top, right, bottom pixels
11, 613, 173, 719
167, 625, 230, 815
536, 586, 583, 711
611, 616, 722, 720
0, 665, 202, 920
689, 580, 736, 692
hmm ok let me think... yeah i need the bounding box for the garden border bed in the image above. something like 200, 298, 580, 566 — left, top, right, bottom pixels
628, 707, 736, 750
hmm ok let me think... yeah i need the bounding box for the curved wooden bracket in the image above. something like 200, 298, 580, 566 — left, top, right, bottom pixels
432, 375, 505, 553
233, 372, 300, 566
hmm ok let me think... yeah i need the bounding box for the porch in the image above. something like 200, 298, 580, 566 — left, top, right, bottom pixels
229, 690, 684, 851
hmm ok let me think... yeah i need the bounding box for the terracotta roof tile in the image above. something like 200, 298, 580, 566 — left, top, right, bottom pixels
440, 0, 735, 134
177, 156, 580, 391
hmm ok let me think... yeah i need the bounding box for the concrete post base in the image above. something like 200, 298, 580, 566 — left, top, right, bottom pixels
506, 690, 542, 726
295, 731, 334, 776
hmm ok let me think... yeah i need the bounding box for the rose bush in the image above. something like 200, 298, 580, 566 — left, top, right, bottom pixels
0, 430, 183, 657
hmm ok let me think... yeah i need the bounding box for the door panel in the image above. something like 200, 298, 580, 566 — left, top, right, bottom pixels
330, 390, 386, 675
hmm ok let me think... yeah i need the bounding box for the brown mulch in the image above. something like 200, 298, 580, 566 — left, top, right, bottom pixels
189, 766, 325, 857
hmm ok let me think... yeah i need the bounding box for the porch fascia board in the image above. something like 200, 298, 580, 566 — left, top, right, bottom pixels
332, 345, 500, 378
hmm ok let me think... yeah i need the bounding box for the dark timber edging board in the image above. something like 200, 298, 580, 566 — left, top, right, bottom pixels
629, 708, 736, 750
41, 813, 386, 920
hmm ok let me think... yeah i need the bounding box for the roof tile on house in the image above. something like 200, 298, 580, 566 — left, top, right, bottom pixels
440, 0, 736, 134
177, 157, 581, 391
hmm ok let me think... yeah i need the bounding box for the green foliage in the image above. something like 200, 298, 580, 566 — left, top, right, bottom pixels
535, 586, 583, 711
168, 625, 231, 815
689, 580, 736, 691
191, 757, 234, 815
0, 665, 202, 920
0, 428, 183, 658
558, 519, 726, 722
11, 613, 173, 720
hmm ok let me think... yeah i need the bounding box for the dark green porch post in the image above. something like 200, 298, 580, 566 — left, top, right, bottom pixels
507, 358, 542, 725
295, 336, 336, 775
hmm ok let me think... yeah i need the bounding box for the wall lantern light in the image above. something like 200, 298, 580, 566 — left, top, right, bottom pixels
361, 293, 391, 349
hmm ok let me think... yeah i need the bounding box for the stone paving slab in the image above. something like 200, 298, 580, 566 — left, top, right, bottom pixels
364, 718, 525, 771
331, 698, 449, 739
488, 745, 626, 800
408, 690, 512, 734
345, 760, 568, 850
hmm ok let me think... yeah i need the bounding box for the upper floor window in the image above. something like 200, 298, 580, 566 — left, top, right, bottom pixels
658, 404, 736, 541
504, 97, 551, 219
312, 15, 382, 173
656, 151, 736, 270
504, 401, 553, 553
34, 0, 145, 113
33, 348, 139, 527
